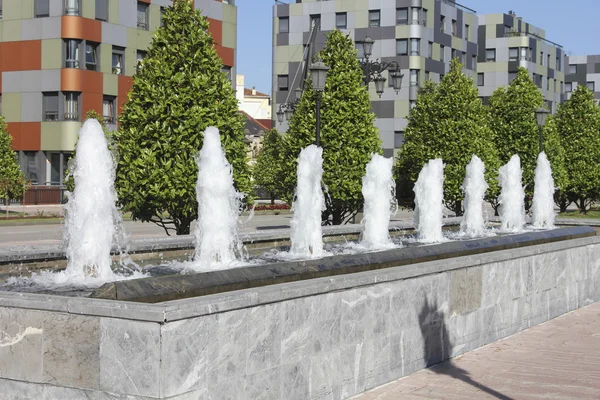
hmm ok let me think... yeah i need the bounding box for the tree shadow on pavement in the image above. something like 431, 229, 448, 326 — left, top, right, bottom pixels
418, 293, 513, 400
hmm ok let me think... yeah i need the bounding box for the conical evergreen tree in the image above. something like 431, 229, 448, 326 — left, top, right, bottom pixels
115, 0, 250, 235
543, 85, 600, 213
0, 117, 28, 213
253, 129, 284, 204
396, 59, 499, 215
281, 30, 382, 225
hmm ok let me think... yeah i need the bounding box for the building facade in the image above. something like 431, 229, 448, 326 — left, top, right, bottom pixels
272, 0, 478, 157
0, 0, 236, 186
476, 11, 564, 112
236, 74, 271, 121
564, 55, 600, 102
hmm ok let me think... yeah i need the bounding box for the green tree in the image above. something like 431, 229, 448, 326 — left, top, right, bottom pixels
542, 85, 600, 213
64, 110, 114, 192
280, 30, 382, 225
253, 129, 284, 204
0, 117, 28, 216
396, 59, 500, 215
541, 115, 569, 212
114, 0, 250, 235
489, 67, 546, 211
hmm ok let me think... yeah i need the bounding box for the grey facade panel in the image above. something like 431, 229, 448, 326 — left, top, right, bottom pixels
381, 56, 409, 70
425, 58, 444, 75
508, 61, 519, 72
354, 27, 395, 42
548, 68, 555, 79
503, 13, 513, 28
371, 101, 394, 118
495, 24, 504, 39
477, 26, 486, 62
456, 10, 463, 39
467, 41, 477, 56
277, 4, 289, 18
383, 149, 394, 158
529, 38, 537, 64
595, 63, 600, 73
276, 33, 289, 47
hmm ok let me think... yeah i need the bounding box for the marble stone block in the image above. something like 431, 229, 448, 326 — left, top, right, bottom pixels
0, 308, 44, 383
450, 266, 482, 315
308, 350, 341, 400
280, 296, 312, 365
245, 365, 281, 400
339, 288, 374, 347
99, 318, 160, 397
160, 316, 212, 398
338, 342, 368, 398
245, 302, 282, 375
279, 359, 310, 400
309, 292, 341, 355
206, 308, 249, 385
42, 313, 100, 389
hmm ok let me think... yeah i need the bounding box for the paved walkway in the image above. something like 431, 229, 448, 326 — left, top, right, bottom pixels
355, 302, 600, 400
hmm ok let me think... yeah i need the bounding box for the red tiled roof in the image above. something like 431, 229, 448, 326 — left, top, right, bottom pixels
240, 111, 270, 134
256, 119, 272, 129
244, 88, 269, 97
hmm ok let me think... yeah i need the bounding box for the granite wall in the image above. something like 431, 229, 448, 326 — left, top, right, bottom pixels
1, 235, 599, 399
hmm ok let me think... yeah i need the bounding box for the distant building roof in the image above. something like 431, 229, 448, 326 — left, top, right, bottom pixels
256, 119, 272, 130
244, 87, 269, 97
241, 111, 269, 137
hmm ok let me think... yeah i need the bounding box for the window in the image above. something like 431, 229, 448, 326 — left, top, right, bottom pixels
65, 39, 80, 68
451, 19, 456, 36
85, 42, 98, 71
508, 72, 516, 83
221, 66, 232, 81
440, 74, 445, 80
569, 64, 576, 74
520, 47, 528, 61
112, 46, 124, 75
160, 7, 165, 27
547, 54, 551, 68
396, 39, 408, 56
356, 43, 364, 58
279, 17, 289, 33
396, 8, 408, 24
540, 51, 544, 66
95, 0, 108, 21
509, 47, 518, 61
137, 1, 149, 30
310, 14, 321, 31
422, 9, 427, 26
464, 24, 469, 40
587, 82, 595, 91
24, 152, 39, 184
440, 45, 445, 62
556, 57, 561, 71
486, 49, 496, 62
43, 92, 59, 121
477, 73, 484, 87
369, 10, 380, 27
440, 16, 445, 32
103, 96, 116, 124
336, 13, 347, 29
64, 92, 80, 120
410, 100, 416, 109
394, 131, 405, 147
427, 41, 433, 58
410, 7, 420, 24
65, 0, 79, 16
278, 75, 289, 91
424, 71, 430, 81
410, 39, 420, 56
565, 82, 572, 92
136, 50, 146, 70
0, 1, 3, 20
451, 48, 456, 60
35, 0, 49, 17
410, 69, 419, 87
472, 55, 476, 70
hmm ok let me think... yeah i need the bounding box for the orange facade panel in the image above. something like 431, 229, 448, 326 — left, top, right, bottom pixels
61, 16, 102, 43
207, 18, 222, 46
61, 69, 103, 94
117, 75, 134, 115
7, 122, 41, 151
214, 45, 234, 67
82, 92, 103, 119
0, 41, 42, 72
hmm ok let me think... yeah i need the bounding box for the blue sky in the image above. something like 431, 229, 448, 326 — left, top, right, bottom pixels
236, 0, 600, 94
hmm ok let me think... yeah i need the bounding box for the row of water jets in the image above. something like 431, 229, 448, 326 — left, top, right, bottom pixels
60, 120, 555, 283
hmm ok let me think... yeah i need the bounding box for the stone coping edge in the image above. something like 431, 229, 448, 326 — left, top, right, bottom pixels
0, 228, 597, 323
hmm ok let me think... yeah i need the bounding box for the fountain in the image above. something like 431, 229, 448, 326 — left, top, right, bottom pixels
289, 145, 325, 257
193, 126, 244, 268
498, 154, 526, 232
63, 119, 125, 280
360, 153, 397, 248
414, 158, 445, 243
532, 151, 556, 229
460, 155, 488, 236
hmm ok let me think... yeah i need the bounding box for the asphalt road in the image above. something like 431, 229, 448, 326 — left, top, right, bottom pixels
0, 211, 415, 247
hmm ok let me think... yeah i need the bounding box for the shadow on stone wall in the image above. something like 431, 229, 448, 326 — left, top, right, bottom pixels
418, 294, 513, 400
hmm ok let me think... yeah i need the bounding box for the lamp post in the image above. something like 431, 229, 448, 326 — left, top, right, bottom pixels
276, 87, 303, 124
356, 36, 403, 97
535, 107, 550, 153
309, 59, 329, 146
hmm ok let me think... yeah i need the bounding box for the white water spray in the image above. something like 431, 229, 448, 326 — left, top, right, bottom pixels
414, 159, 445, 243
64, 119, 123, 280
360, 154, 397, 248
532, 152, 555, 229
460, 155, 488, 237
498, 154, 526, 232
289, 145, 325, 257
193, 127, 243, 268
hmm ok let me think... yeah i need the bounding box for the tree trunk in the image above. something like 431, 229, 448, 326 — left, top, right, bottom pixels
176, 218, 192, 235
453, 200, 463, 217
579, 197, 588, 214
270, 193, 275, 205
5, 198, 8, 219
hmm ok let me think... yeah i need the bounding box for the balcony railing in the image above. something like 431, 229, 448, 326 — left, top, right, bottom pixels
503, 31, 563, 49
44, 112, 59, 122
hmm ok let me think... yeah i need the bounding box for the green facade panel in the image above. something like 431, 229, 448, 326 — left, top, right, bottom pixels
42, 39, 62, 70
103, 73, 118, 96
82, 0, 95, 20
2, 20, 22, 42
41, 121, 80, 152
2, 93, 22, 122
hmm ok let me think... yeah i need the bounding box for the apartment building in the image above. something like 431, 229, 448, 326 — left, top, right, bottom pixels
0, 0, 236, 186
564, 55, 600, 102
272, 0, 478, 158
476, 11, 564, 112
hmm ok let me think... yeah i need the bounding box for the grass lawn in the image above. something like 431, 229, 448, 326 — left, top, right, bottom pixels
558, 210, 600, 219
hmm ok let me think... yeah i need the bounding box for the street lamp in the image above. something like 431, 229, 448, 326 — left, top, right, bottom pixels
276, 83, 307, 124
357, 36, 403, 97
310, 58, 329, 147
535, 107, 550, 153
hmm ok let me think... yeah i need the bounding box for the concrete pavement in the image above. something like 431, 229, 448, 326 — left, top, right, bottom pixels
354, 301, 600, 400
